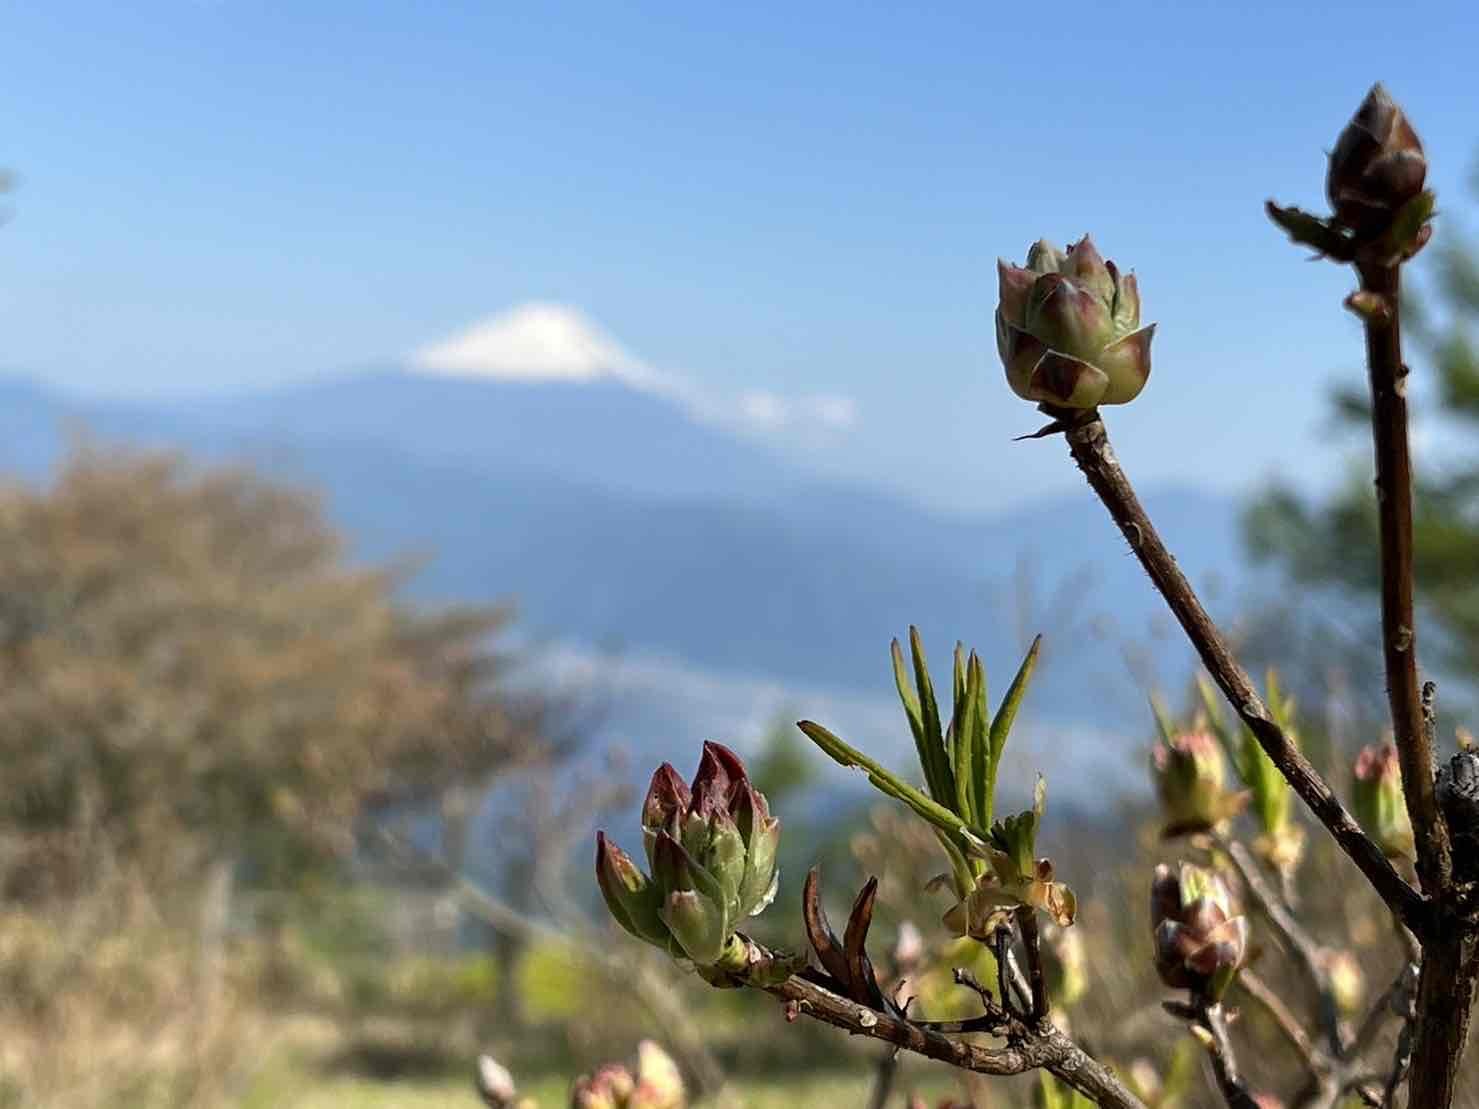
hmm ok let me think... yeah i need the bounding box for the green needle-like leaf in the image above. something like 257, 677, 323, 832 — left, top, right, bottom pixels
908, 626, 951, 803
954, 651, 983, 826
986, 635, 1041, 825
797, 719, 984, 851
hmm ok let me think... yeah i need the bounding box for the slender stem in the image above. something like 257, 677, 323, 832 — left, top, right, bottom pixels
1237, 969, 1318, 1072
1356, 260, 1450, 895
1061, 417, 1426, 934
1215, 835, 1340, 1055
1198, 1002, 1261, 1109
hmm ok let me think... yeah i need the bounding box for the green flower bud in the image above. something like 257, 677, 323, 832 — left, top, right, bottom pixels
732, 782, 780, 917
1352, 743, 1414, 859
996, 234, 1155, 411
1151, 863, 1247, 1002
1152, 730, 1248, 836
1327, 84, 1427, 238
597, 743, 780, 969
595, 832, 668, 946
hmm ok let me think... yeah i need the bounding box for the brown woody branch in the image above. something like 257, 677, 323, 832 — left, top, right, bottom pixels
1355, 261, 1450, 895
764, 969, 1145, 1108
1353, 257, 1478, 1109
1060, 416, 1426, 935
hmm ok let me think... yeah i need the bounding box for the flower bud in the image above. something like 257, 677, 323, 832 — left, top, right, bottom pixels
1151, 731, 1247, 836
571, 1064, 636, 1109
1352, 743, 1414, 859
629, 1041, 685, 1109
476, 1055, 518, 1109
996, 235, 1154, 411
652, 831, 730, 965
1151, 863, 1247, 1002
598, 744, 779, 968
1327, 84, 1427, 237
641, 764, 690, 865
1319, 948, 1365, 1016
595, 833, 669, 946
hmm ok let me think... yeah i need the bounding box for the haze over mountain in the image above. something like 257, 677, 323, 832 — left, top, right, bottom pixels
0, 307, 1254, 791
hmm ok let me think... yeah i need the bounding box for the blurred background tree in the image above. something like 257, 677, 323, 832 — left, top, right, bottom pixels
0, 443, 548, 907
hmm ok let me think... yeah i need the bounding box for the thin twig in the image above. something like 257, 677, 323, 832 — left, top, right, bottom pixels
1237, 969, 1318, 1072
1215, 835, 1341, 1055
1060, 416, 1426, 934
1196, 1002, 1261, 1109
1351, 962, 1418, 1061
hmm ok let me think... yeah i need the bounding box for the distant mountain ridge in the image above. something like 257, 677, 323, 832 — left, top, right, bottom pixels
0, 370, 1250, 728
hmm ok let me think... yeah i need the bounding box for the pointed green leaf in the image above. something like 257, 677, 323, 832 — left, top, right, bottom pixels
892, 635, 954, 804
1149, 691, 1177, 745
954, 652, 983, 827
987, 635, 1041, 821
968, 653, 992, 828
797, 719, 985, 850
908, 626, 952, 804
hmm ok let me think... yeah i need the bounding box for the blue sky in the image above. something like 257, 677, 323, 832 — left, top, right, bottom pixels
2, 0, 1476, 513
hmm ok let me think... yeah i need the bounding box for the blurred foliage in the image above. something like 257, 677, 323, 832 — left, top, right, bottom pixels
1246, 157, 1479, 696
0, 443, 546, 900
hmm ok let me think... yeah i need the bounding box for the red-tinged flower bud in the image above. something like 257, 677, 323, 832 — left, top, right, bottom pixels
628, 1041, 685, 1109
1152, 730, 1247, 836
595, 832, 669, 946
599, 744, 779, 969
641, 764, 690, 835
1327, 84, 1427, 238
1353, 743, 1414, 859
996, 234, 1154, 411
691, 740, 745, 805
1151, 863, 1247, 1002
570, 1064, 635, 1109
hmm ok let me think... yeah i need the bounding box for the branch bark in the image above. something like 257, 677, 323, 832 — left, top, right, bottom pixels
1355, 261, 1450, 895
1355, 259, 1477, 1108
1061, 416, 1426, 934
765, 972, 1146, 1108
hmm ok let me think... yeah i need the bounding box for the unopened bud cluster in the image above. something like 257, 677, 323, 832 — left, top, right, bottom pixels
1150, 863, 1247, 1003
570, 1041, 685, 1109
1151, 730, 1247, 836
596, 742, 779, 969
996, 235, 1154, 411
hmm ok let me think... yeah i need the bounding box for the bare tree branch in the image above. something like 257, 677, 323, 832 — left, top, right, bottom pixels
1059, 415, 1427, 935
